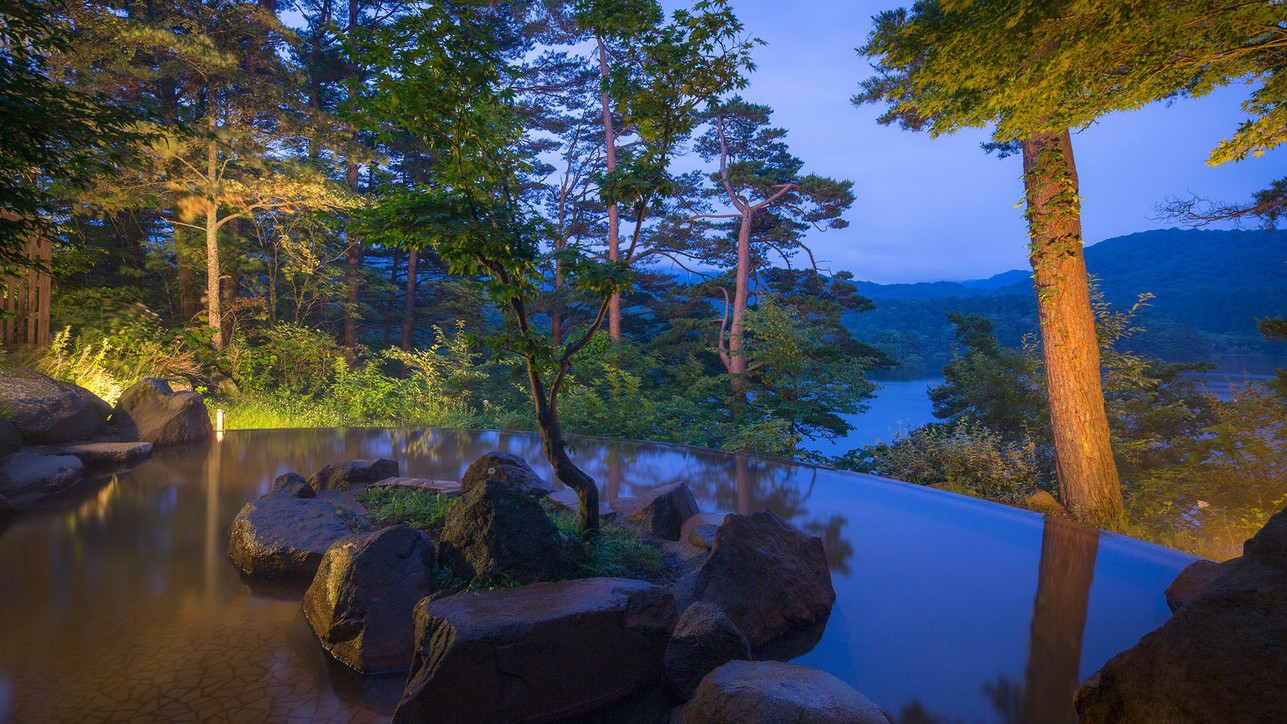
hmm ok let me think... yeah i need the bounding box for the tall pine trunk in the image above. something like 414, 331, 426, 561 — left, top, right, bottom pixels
1021, 129, 1123, 526
205, 136, 223, 349
342, 0, 362, 348
597, 37, 622, 341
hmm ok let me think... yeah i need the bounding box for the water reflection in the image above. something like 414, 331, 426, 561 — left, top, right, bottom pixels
0, 429, 1190, 722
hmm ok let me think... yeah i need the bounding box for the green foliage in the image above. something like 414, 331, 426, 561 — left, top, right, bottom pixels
35, 311, 201, 404
544, 500, 668, 581
357, 487, 455, 530
1124, 384, 1287, 561
231, 323, 342, 396
839, 419, 1053, 503
0, 0, 141, 265
929, 313, 1048, 441
560, 337, 661, 441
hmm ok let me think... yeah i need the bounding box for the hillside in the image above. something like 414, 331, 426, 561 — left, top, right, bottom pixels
845, 228, 1287, 376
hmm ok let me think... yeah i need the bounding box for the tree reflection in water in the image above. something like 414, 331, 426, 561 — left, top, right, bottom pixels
896, 516, 1100, 724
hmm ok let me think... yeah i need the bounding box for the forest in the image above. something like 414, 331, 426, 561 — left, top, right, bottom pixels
3, 0, 1286, 556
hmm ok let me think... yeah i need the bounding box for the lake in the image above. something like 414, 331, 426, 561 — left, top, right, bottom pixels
0, 428, 1193, 722
807, 370, 1278, 459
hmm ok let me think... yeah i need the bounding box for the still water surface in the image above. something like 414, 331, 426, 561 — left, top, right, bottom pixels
0, 429, 1193, 722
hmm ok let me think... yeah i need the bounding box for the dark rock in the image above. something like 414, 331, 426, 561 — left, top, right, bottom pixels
682, 513, 727, 551
1164, 559, 1231, 612
438, 479, 581, 585
684, 660, 889, 723
615, 482, 700, 541
1024, 489, 1067, 516
689, 510, 835, 647
460, 451, 555, 497
0, 452, 84, 504
371, 477, 463, 497
271, 472, 314, 498
0, 418, 22, 458
309, 458, 398, 492
393, 578, 675, 723
227, 491, 367, 579
56, 441, 153, 467
303, 525, 438, 673
0, 369, 112, 444
0, 493, 18, 517
1075, 508, 1287, 722
112, 378, 212, 447
664, 601, 751, 701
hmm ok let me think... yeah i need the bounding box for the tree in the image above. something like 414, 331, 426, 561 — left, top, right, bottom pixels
689, 97, 854, 388
0, 0, 139, 268
363, 0, 755, 536
930, 313, 1047, 441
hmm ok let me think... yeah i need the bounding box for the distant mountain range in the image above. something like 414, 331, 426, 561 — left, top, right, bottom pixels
844, 228, 1287, 377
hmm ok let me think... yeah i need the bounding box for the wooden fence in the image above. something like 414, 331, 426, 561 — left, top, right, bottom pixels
2, 236, 52, 350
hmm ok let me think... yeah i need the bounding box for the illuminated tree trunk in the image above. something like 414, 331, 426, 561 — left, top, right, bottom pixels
205, 136, 223, 349
1021, 130, 1123, 526
1022, 517, 1099, 723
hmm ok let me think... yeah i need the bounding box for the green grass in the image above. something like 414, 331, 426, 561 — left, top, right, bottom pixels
358, 486, 456, 530
543, 500, 668, 581
211, 394, 358, 429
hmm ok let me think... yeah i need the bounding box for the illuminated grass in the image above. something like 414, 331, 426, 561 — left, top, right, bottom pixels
358, 486, 456, 530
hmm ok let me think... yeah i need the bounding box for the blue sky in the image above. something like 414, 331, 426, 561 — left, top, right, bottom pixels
725, 0, 1287, 283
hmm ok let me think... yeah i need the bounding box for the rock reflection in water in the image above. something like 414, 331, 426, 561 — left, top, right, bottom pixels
0, 428, 1189, 722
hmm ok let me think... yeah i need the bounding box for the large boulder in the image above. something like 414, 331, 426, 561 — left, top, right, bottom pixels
664, 601, 751, 701
1164, 558, 1231, 612
684, 661, 888, 723
112, 378, 212, 447
688, 510, 835, 647
393, 578, 675, 723
682, 513, 727, 552
0, 451, 84, 504
1075, 508, 1287, 722
309, 458, 398, 492
270, 472, 314, 498
0, 418, 22, 458
460, 451, 555, 497
303, 525, 438, 673
227, 491, 367, 580
438, 479, 581, 585
55, 441, 153, 468
0, 369, 111, 444
615, 482, 700, 541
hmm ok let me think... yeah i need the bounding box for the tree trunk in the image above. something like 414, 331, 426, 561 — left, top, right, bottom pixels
597, 37, 622, 342
383, 249, 400, 347
205, 137, 223, 349
401, 248, 418, 351
1022, 517, 1099, 724
1021, 130, 1123, 526
727, 211, 753, 380
342, 0, 362, 348
527, 358, 600, 538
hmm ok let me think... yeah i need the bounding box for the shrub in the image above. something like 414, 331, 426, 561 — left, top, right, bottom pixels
231, 323, 342, 396
35, 307, 201, 404
837, 418, 1054, 503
